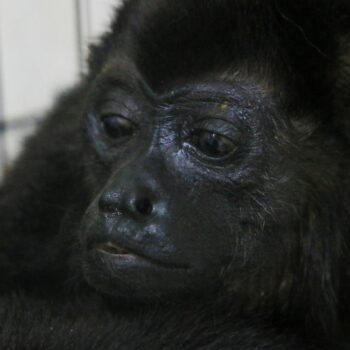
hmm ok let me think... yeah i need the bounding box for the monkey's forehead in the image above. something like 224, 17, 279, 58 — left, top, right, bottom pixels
89, 0, 347, 111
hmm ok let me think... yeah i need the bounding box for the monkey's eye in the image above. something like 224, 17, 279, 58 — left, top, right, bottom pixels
102, 115, 135, 139
191, 130, 236, 158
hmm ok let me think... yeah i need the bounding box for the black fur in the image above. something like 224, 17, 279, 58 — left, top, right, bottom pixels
0, 1, 349, 349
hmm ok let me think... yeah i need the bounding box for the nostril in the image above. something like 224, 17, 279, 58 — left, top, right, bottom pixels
135, 197, 154, 216
99, 188, 156, 217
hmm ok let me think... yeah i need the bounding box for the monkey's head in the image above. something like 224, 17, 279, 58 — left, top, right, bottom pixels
77, 0, 349, 330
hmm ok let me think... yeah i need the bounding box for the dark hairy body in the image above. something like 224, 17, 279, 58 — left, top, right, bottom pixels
0, 0, 350, 349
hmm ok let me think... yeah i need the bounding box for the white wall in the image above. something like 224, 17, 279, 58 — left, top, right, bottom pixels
0, 0, 121, 174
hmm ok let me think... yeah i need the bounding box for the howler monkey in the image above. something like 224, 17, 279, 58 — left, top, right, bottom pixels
0, 1, 350, 349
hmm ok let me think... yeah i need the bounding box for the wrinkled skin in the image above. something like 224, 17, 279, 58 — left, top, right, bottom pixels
82, 77, 285, 302
0, 1, 350, 349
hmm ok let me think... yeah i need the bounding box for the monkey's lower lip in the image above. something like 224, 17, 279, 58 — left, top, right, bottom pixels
90, 240, 188, 269
95, 241, 133, 257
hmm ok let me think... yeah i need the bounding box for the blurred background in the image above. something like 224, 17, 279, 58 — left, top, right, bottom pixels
0, 0, 122, 179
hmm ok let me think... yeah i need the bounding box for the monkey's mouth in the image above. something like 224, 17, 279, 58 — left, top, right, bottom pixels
95, 241, 133, 256
89, 240, 188, 269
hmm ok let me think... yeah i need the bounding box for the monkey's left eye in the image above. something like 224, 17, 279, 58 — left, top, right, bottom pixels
102, 115, 135, 139
190, 130, 236, 158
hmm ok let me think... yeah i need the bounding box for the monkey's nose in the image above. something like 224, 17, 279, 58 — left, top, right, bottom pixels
98, 190, 156, 219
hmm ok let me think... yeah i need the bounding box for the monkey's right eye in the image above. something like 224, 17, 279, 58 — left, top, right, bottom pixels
102, 115, 135, 139
190, 130, 236, 159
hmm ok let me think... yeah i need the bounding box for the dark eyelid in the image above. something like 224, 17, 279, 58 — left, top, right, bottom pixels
99, 99, 134, 114
194, 118, 239, 137
97, 99, 140, 125
101, 114, 137, 128
100, 111, 128, 119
